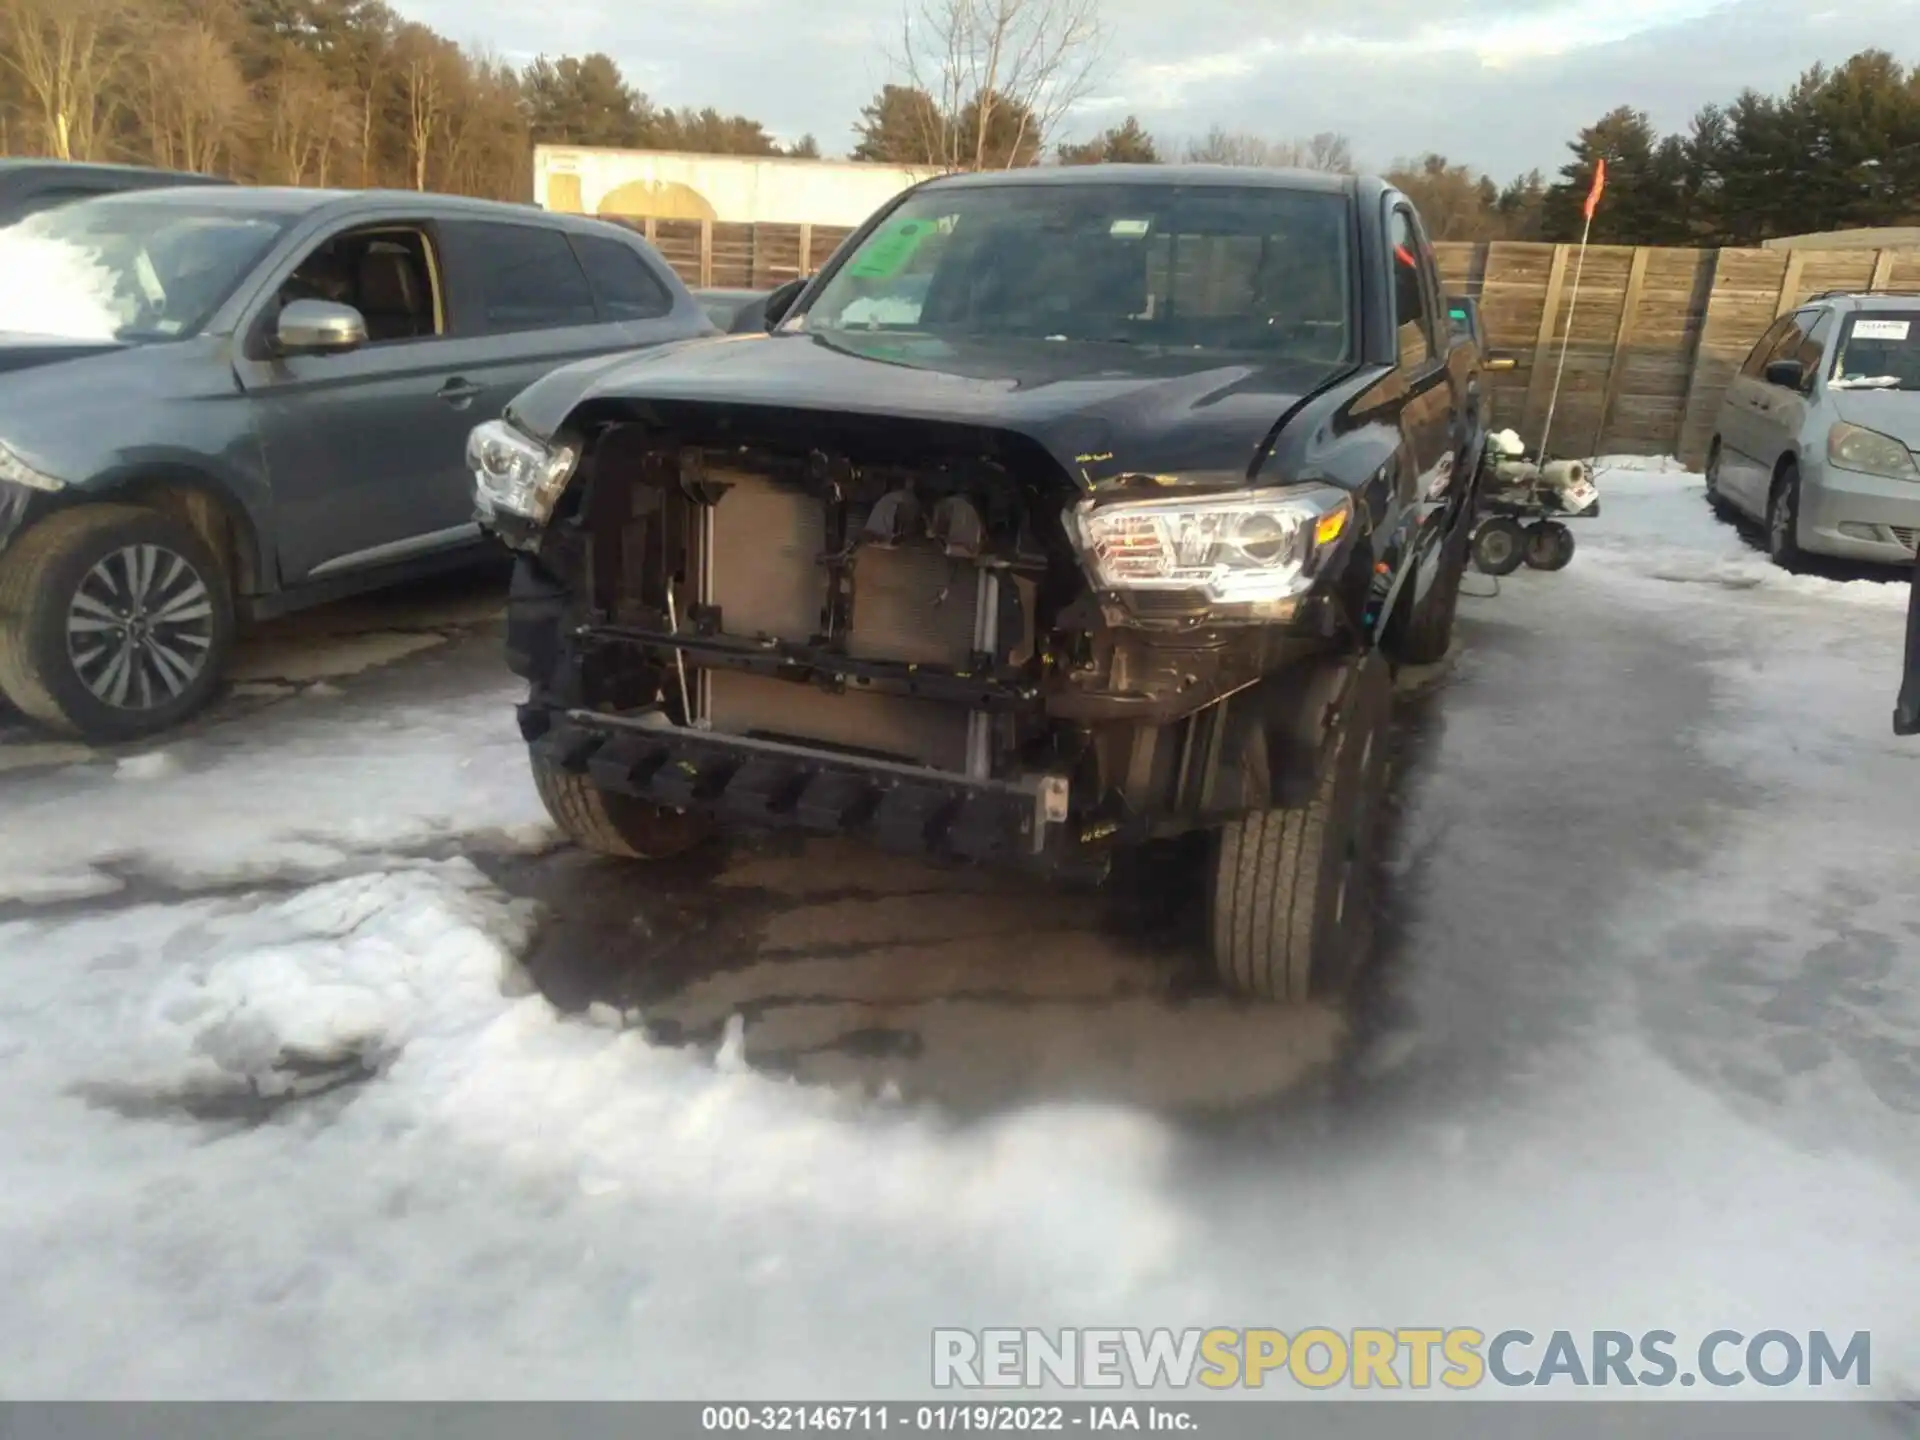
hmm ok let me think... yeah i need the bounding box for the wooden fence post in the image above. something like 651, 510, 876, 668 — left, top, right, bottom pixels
643, 217, 657, 245
1521, 245, 1571, 444
798, 222, 814, 274
698, 219, 713, 288
1592, 246, 1651, 456
1773, 251, 1807, 315
1869, 249, 1895, 290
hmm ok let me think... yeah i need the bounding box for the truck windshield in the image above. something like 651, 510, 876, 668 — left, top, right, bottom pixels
1829, 312, 1920, 391
0, 197, 288, 343
792, 183, 1354, 363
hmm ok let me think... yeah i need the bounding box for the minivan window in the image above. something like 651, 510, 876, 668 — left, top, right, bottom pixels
571, 233, 674, 321
0, 197, 287, 342
460, 222, 599, 333
1831, 310, 1920, 391
1741, 315, 1799, 378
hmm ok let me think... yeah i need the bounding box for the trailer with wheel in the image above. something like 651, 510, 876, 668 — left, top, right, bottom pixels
1469, 429, 1599, 576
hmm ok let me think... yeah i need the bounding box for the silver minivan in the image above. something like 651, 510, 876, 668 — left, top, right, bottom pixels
1707, 291, 1920, 568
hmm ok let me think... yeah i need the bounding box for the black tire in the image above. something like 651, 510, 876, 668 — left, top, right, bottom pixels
0, 504, 233, 743
1704, 439, 1737, 521
1471, 517, 1527, 576
1523, 521, 1576, 571
1767, 463, 1807, 571
1208, 653, 1392, 1002
1385, 503, 1470, 666
530, 748, 712, 859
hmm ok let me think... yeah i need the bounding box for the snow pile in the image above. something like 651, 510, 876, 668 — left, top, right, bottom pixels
0, 684, 554, 904
0, 231, 130, 341
54, 863, 539, 1109
1579, 464, 1907, 610
114, 751, 181, 782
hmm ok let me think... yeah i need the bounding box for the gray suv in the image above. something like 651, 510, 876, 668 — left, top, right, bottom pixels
0, 186, 714, 742
1707, 290, 1920, 569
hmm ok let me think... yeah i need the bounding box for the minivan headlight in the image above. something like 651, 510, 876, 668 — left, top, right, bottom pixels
1828, 422, 1918, 480
1065, 483, 1353, 618
469, 419, 578, 524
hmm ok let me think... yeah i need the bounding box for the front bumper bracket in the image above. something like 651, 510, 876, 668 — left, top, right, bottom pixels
537, 708, 1074, 867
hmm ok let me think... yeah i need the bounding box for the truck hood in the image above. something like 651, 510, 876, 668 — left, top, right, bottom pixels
511, 329, 1349, 487
0, 333, 129, 375
1831, 387, 1920, 451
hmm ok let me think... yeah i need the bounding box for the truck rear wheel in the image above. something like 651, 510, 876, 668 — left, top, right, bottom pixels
1208, 653, 1392, 1002
530, 749, 712, 860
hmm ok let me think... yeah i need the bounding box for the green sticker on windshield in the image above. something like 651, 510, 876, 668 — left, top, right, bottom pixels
846, 219, 937, 279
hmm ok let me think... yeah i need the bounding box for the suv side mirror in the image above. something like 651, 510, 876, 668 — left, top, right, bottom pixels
275, 299, 367, 356
1764, 358, 1804, 389
761, 276, 808, 330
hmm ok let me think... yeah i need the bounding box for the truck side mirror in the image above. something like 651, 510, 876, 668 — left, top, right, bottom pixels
762, 276, 809, 330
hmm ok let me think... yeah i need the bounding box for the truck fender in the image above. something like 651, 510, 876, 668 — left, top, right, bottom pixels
1205, 656, 1358, 813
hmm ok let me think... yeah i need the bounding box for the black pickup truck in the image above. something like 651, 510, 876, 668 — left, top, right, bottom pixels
469, 165, 1489, 1001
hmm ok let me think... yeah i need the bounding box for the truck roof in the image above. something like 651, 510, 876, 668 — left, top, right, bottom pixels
918, 163, 1364, 196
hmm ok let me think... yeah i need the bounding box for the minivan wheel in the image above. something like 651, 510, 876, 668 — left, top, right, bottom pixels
0, 504, 233, 743
1767, 463, 1806, 571
1208, 652, 1392, 1003
530, 748, 713, 860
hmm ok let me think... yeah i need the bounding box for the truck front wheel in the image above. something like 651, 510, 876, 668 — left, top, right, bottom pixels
530, 750, 712, 860
1207, 653, 1392, 1002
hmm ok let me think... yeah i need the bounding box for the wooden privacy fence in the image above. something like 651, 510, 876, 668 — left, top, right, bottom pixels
603, 213, 1920, 468
599, 216, 858, 291
1435, 240, 1920, 467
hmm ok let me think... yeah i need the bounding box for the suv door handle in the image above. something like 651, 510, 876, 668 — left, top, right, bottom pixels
439, 378, 482, 408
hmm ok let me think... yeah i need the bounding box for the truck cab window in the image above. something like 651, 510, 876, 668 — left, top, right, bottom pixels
1389, 207, 1435, 368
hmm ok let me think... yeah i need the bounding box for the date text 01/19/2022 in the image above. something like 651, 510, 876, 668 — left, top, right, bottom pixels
700, 1405, 1198, 1432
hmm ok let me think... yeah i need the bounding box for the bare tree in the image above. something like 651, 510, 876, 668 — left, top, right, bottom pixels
395, 38, 447, 190
137, 22, 248, 174
0, 0, 130, 160
262, 61, 348, 185
1183, 125, 1354, 172
894, 0, 1106, 170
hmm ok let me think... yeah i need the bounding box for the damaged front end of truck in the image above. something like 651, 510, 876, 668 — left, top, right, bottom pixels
473, 383, 1370, 883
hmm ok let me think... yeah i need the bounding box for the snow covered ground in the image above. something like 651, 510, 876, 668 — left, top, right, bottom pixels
0, 466, 1914, 1401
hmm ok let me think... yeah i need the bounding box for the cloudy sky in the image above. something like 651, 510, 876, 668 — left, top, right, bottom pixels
396, 0, 1918, 181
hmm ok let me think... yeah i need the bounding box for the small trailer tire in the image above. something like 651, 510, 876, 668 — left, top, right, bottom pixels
1523, 521, 1576, 571
1471, 517, 1527, 576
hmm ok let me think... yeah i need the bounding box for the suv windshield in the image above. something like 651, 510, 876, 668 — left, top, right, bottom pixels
1830, 310, 1920, 391
0, 197, 288, 343
792, 182, 1354, 362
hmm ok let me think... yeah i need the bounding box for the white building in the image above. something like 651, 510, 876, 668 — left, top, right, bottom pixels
533, 145, 941, 227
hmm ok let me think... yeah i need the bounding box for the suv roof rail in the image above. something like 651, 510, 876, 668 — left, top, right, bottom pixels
1806, 287, 1920, 302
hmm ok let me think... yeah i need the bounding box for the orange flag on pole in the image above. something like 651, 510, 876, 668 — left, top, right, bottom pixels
1584, 158, 1607, 221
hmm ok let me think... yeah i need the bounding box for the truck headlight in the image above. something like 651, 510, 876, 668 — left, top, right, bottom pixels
1828, 422, 1918, 480
1066, 483, 1353, 616
0, 441, 64, 493
469, 419, 578, 524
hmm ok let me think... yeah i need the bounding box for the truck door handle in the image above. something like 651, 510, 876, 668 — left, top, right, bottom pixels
439, 378, 482, 408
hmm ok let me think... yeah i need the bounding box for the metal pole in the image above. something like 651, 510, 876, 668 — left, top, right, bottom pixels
1537, 211, 1594, 462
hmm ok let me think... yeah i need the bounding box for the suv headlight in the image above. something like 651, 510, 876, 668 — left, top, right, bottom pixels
469, 419, 578, 524
0, 441, 63, 493
1066, 483, 1353, 618
1828, 422, 1918, 480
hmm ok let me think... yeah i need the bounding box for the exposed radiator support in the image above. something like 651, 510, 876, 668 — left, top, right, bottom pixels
966, 573, 1000, 780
